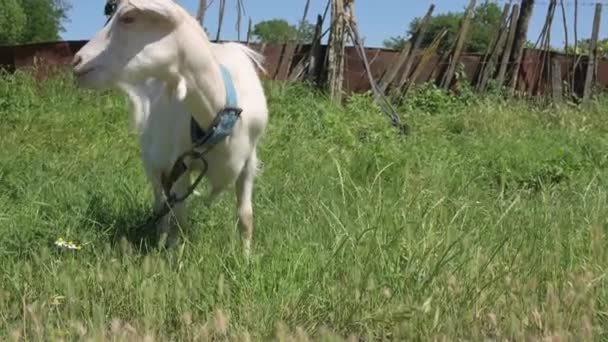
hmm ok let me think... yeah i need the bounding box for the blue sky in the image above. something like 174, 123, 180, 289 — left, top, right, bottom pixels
62, 1, 606, 48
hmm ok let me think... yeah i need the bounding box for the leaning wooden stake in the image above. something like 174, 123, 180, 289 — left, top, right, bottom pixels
344, 2, 404, 130
572, 0, 580, 94
378, 42, 412, 92
441, 0, 476, 89
377, 5, 435, 93
552, 58, 563, 103
533, 0, 557, 97
476, 3, 511, 92
298, 0, 312, 42
559, 0, 572, 96
404, 29, 448, 96
287, 13, 326, 83
246, 17, 252, 45
508, 0, 535, 92
236, 0, 243, 41
307, 14, 324, 83
583, 2, 603, 101
285, 0, 312, 81
327, 0, 347, 103
496, 5, 520, 88
396, 4, 435, 90
574, 0, 579, 55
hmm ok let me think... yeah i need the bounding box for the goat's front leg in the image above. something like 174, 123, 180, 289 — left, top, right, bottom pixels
155, 169, 191, 248
235, 151, 258, 258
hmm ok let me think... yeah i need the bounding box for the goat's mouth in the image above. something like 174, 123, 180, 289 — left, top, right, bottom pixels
74, 67, 95, 79
73, 66, 107, 88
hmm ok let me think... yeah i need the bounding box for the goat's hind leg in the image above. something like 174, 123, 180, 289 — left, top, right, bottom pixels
235, 150, 258, 258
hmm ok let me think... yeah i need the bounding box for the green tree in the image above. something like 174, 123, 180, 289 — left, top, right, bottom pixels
252, 18, 315, 44
467, 2, 503, 53
383, 2, 502, 53
382, 36, 407, 50
0, 0, 27, 44
18, 0, 70, 43
295, 19, 316, 43
252, 19, 297, 43
567, 38, 608, 58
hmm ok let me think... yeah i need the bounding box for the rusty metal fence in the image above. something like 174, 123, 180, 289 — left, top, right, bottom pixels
1, 40, 606, 97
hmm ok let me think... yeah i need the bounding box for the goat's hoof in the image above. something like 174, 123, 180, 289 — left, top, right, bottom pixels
158, 232, 180, 249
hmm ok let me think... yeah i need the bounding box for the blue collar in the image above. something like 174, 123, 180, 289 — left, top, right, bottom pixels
220, 64, 238, 108
190, 64, 242, 147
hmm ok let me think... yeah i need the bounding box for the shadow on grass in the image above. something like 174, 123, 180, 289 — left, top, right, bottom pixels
82, 191, 161, 255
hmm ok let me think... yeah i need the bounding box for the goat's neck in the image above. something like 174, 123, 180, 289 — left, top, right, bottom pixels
175, 37, 225, 130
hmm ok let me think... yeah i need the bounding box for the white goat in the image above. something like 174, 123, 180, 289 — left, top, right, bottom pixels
71, 0, 268, 254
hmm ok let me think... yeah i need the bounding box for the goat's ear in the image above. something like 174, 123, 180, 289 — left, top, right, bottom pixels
127, 0, 179, 25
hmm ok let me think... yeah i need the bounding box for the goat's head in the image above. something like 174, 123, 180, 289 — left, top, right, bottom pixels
72, 0, 187, 89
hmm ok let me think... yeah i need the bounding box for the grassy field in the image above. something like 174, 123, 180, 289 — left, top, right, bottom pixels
1, 70, 608, 341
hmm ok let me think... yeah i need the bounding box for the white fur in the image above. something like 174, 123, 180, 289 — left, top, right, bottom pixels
72, 0, 268, 254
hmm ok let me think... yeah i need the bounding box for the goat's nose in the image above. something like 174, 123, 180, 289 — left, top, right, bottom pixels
71, 55, 82, 68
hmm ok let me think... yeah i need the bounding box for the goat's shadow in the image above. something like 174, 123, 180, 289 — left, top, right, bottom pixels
82, 191, 165, 255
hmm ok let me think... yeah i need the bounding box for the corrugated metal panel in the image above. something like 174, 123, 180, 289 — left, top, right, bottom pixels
1, 40, 606, 96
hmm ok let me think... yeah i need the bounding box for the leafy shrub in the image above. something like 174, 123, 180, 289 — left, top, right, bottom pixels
400, 82, 476, 116
475, 132, 606, 193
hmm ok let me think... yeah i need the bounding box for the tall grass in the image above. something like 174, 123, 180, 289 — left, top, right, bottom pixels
1, 70, 608, 340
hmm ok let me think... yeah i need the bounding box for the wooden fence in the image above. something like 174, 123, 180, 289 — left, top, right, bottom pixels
0, 39, 606, 99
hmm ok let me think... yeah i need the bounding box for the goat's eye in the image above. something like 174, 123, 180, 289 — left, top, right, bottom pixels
120, 16, 135, 24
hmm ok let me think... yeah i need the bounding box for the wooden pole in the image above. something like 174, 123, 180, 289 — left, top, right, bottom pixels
441, 0, 476, 90
289, 13, 327, 83
236, 0, 243, 41
559, 0, 568, 61
574, 0, 579, 55
404, 29, 448, 96
396, 4, 435, 90
327, 0, 347, 103
476, 3, 511, 91
308, 14, 324, 83
321, 0, 331, 23
215, 0, 226, 41
559, 0, 571, 96
533, 0, 556, 97
378, 42, 412, 92
496, 5, 520, 88
298, 0, 312, 42
552, 58, 563, 103
246, 17, 252, 45
508, 0, 535, 91
582, 3, 603, 101
374, 2, 432, 93
344, 3, 404, 130
572, 0, 581, 95
285, 0, 313, 81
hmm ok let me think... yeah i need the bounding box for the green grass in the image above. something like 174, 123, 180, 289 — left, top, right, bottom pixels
1, 70, 608, 341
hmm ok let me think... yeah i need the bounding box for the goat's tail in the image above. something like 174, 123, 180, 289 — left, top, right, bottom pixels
232, 43, 268, 76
